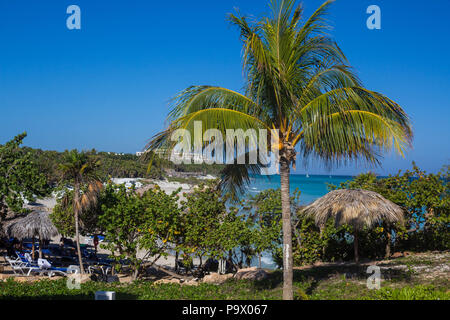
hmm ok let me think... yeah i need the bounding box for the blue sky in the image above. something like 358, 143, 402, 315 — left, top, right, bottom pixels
0, 0, 449, 175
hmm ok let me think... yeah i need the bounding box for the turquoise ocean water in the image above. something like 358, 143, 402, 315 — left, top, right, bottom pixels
243, 174, 354, 269
246, 174, 353, 205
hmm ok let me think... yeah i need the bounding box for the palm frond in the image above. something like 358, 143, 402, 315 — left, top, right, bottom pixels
167, 86, 260, 121
147, 107, 269, 161
299, 109, 411, 166
219, 162, 263, 201
297, 87, 412, 139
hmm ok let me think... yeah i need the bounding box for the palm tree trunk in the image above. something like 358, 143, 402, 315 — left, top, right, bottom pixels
39, 238, 43, 259
354, 230, 359, 263
280, 158, 293, 300
74, 210, 85, 274
385, 227, 391, 259
31, 237, 35, 261
74, 183, 85, 274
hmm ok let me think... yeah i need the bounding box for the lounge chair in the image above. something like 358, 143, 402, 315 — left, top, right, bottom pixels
17, 252, 41, 267
88, 264, 111, 276
4, 255, 28, 275
6, 253, 44, 276
4, 254, 22, 266
37, 258, 79, 277
24, 253, 38, 266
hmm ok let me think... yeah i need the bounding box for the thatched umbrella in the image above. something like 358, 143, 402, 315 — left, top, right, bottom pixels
301, 189, 404, 262
5, 211, 59, 260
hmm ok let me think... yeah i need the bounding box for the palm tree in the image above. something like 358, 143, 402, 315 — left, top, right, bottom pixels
146, 0, 412, 299
59, 150, 102, 274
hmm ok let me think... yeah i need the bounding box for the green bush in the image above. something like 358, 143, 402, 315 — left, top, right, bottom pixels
1, 279, 447, 300
0, 278, 280, 300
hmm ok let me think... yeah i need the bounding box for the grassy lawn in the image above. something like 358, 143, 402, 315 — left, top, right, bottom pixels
0, 277, 447, 300
1, 252, 448, 300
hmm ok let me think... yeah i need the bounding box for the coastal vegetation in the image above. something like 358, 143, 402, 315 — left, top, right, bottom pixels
0, 132, 448, 300
0, 1, 447, 302
1, 251, 448, 300
2, 130, 445, 279
284, 164, 448, 266
1, 280, 447, 300
0, 133, 49, 220
99, 184, 182, 279
50, 180, 281, 278
329, 164, 449, 254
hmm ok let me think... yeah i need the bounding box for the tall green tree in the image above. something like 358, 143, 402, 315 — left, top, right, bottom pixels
0, 133, 48, 220
99, 184, 183, 279
181, 181, 228, 265
50, 189, 101, 238
146, 0, 412, 299
58, 150, 103, 273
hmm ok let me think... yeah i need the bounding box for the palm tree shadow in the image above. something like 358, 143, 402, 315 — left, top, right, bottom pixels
251, 262, 413, 292
304, 279, 319, 295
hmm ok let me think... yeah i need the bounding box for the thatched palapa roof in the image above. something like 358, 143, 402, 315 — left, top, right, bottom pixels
301, 189, 404, 230
5, 211, 59, 240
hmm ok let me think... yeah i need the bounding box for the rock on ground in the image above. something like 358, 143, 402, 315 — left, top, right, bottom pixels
153, 278, 200, 286
234, 267, 269, 281
202, 273, 233, 284
154, 278, 182, 285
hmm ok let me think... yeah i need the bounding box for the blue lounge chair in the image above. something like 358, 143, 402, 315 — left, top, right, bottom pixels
4, 255, 27, 275
37, 258, 79, 277
10, 252, 44, 276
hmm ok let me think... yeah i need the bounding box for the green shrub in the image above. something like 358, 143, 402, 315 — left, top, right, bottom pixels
294, 288, 310, 300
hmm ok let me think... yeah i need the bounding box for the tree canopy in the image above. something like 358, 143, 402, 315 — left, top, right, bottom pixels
0, 133, 49, 220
